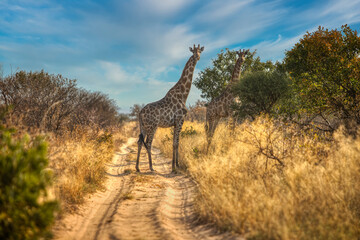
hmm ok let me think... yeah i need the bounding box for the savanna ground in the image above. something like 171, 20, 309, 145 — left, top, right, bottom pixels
51, 117, 360, 240
52, 122, 241, 240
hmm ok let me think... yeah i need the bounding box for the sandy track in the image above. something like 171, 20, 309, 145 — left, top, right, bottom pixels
53, 138, 242, 240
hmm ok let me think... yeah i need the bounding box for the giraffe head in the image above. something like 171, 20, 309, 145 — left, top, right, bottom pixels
189, 44, 204, 61
237, 49, 250, 62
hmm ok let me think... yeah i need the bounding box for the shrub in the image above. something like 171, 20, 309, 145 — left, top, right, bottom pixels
232, 70, 290, 120
0, 70, 124, 133
0, 122, 57, 239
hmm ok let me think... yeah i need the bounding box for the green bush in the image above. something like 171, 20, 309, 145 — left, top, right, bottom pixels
232, 70, 290, 120
0, 123, 57, 239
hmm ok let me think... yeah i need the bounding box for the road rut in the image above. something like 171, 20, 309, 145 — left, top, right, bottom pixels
53, 138, 241, 240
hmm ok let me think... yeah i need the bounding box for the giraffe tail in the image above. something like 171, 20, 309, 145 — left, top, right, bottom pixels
138, 133, 148, 150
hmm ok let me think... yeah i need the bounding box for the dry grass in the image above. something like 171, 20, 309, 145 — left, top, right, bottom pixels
48, 126, 128, 213
154, 117, 360, 240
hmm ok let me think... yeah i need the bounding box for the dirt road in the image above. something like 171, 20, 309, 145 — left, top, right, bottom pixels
53, 138, 241, 240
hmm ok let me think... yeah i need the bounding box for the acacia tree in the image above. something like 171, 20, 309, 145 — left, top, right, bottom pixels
284, 25, 360, 129
194, 49, 275, 101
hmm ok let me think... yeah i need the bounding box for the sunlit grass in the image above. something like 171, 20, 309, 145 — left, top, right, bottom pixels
154, 117, 360, 239
48, 125, 128, 213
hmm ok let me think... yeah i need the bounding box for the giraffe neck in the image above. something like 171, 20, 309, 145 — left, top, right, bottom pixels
166, 55, 197, 104
229, 58, 245, 85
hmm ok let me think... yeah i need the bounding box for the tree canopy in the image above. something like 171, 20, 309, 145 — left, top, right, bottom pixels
194, 49, 275, 101
284, 25, 360, 127
232, 69, 290, 120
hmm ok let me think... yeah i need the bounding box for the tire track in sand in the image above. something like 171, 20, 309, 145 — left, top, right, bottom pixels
53, 138, 242, 240
52, 138, 136, 240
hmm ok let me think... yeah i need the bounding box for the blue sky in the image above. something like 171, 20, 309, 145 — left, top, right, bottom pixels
1, 0, 360, 112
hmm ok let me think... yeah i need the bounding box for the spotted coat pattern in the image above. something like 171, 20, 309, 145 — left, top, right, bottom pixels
136, 45, 204, 172
205, 49, 249, 148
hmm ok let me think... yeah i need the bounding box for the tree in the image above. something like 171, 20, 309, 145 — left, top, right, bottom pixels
0, 70, 78, 131
232, 69, 290, 120
194, 49, 275, 101
284, 25, 360, 130
0, 70, 124, 132
129, 104, 144, 120
118, 113, 130, 124
186, 100, 206, 122
70, 89, 121, 129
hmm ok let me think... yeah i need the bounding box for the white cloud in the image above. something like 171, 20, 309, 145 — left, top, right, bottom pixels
139, 24, 204, 75
63, 60, 191, 111
0, 1, 67, 36
287, 0, 360, 31
160, 24, 201, 60
322, 0, 360, 21
2, 0, 360, 111
195, 0, 253, 22
0, 45, 12, 51
99, 61, 144, 85
138, 0, 194, 15
249, 33, 304, 61
191, 0, 287, 51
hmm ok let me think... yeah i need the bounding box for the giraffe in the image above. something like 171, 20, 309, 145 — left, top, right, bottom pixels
136, 44, 204, 173
205, 49, 249, 149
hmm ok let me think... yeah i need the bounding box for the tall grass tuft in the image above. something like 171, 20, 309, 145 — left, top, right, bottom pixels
48, 126, 119, 213
154, 116, 360, 240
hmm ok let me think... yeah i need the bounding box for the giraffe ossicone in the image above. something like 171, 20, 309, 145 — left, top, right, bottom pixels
136, 44, 204, 173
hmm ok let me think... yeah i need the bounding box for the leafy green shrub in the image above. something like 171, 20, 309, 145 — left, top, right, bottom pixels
180, 126, 197, 137
161, 126, 198, 144
232, 70, 290, 120
0, 123, 57, 239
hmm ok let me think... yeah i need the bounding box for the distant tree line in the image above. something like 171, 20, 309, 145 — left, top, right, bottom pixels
0, 70, 128, 133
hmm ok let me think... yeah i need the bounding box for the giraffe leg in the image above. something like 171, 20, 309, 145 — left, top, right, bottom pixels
172, 118, 184, 172
172, 136, 176, 172
135, 136, 143, 172
206, 117, 219, 152
176, 118, 185, 168
145, 131, 156, 172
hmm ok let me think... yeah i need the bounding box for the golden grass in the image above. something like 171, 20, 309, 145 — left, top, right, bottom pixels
154, 117, 360, 240
48, 126, 128, 213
